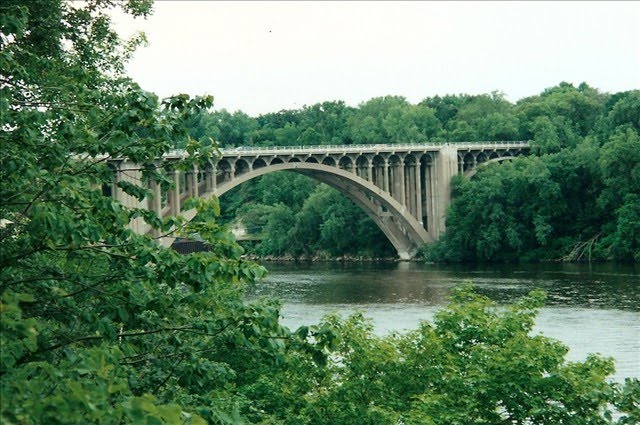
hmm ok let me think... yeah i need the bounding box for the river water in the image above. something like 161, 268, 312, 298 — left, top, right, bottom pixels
248, 262, 640, 382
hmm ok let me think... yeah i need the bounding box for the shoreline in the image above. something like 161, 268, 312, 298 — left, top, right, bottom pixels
242, 253, 404, 263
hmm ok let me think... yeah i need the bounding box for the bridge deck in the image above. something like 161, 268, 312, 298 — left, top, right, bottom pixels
163, 141, 528, 159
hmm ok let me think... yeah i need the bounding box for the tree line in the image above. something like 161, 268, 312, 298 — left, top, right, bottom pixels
2, 1, 638, 423
189, 84, 639, 262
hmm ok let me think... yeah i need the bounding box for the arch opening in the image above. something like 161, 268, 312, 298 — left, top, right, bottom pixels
235, 159, 250, 176
270, 157, 284, 165
253, 158, 267, 170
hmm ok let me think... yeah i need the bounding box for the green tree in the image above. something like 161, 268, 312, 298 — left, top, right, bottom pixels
598, 128, 640, 260
425, 157, 567, 262
257, 172, 317, 210
455, 91, 512, 124
382, 105, 442, 143
298, 101, 355, 145
604, 90, 640, 134
516, 82, 607, 141
297, 286, 638, 424
0, 1, 296, 422
346, 96, 410, 144
207, 109, 258, 147
475, 112, 520, 141
419, 94, 472, 128
445, 120, 479, 142
257, 203, 297, 255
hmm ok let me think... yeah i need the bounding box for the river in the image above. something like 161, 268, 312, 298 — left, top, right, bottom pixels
248, 262, 640, 382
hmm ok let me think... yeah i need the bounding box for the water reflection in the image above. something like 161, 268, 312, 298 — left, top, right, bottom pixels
247, 261, 640, 381
251, 262, 640, 311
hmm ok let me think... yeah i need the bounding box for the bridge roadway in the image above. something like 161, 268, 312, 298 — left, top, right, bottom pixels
110, 141, 529, 259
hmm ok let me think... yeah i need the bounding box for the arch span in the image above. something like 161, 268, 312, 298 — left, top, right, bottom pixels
198, 163, 431, 259
463, 156, 516, 178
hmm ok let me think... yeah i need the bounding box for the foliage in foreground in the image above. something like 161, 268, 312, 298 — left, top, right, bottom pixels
294, 286, 640, 425
1, 1, 638, 424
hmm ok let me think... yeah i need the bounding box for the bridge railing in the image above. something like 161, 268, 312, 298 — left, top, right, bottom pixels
163, 141, 529, 158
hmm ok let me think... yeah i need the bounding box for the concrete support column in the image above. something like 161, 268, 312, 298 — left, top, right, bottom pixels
392, 165, 399, 202
383, 161, 390, 193
375, 164, 383, 189
428, 164, 437, 237
349, 160, 356, 175
423, 164, 431, 231
204, 162, 213, 192
169, 169, 181, 216
367, 162, 373, 183
415, 163, 423, 225
111, 161, 121, 202
149, 178, 162, 237
407, 165, 415, 216
399, 159, 406, 208
150, 180, 162, 215
229, 162, 236, 180
433, 145, 459, 238
190, 165, 199, 197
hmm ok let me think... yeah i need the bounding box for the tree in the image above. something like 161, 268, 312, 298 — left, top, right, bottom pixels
604, 90, 640, 134
0, 1, 296, 422
206, 109, 258, 147
598, 128, 640, 261
455, 91, 512, 124
346, 96, 410, 144
298, 101, 355, 145
257, 203, 297, 255
445, 120, 479, 142
382, 105, 442, 143
419, 94, 471, 128
425, 157, 567, 262
297, 285, 639, 424
4, 3, 637, 422
516, 82, 607, 141
475, 112, 520, 141
257, 172, 317, 210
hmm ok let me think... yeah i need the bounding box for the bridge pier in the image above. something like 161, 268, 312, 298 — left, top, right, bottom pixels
432, 144, 459, 239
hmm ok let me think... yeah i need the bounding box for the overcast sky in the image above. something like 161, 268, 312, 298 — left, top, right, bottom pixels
112, 1, 640, 116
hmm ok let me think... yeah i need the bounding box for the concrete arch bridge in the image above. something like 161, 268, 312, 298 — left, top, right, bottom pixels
110, 142, 528, 259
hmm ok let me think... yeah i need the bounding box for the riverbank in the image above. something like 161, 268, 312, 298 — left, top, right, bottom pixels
242, 253, 400, 263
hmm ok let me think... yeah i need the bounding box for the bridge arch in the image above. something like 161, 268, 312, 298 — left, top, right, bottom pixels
207, 163, 432, 259
464, 155, 516, 178
133, 142, 530, 257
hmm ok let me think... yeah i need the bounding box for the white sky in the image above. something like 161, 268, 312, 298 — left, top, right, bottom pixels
113, 1, 640, 116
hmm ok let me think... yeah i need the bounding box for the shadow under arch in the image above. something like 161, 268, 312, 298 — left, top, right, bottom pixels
187, 162, 432, 259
